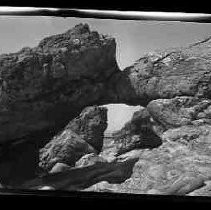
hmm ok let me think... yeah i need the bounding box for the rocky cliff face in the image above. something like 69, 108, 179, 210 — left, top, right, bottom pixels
0, 23, 116, 185
86, 97, 211, 196
83, 97, 211, 195
103, 37, 211, 105
78, 34, 211, 196
2, 24, 211, 147
2, 23, 211, 196
0, 23, 117, 145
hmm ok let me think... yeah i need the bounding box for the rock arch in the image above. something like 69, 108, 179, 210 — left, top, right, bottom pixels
1, 23, 211, 186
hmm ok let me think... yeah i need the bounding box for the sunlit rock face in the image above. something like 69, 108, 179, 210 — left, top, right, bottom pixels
147, 96, 211, 130
103, 37, 211, 105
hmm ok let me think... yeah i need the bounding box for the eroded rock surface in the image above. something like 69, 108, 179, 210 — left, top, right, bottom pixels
84, 97, 211, 195
20, 156, 138, 191
0, 23, 115, 184
2, 26, 211, 145
75, 153, 107, 168
84, 141, 211, 195
39, 106, 107, 172
33, 96, 211, 196
103, 38, 211, 104
2, 23, 211, 196
147, 96, 211, 130
0, 23, 118, 145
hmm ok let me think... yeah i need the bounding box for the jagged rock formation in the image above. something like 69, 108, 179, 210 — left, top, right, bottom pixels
104, 37, 211, 104
84, 97, 211, 195
20, 95, 211, 195
39, 130, 96, 172
147, 96, 211, 130
0, 23, 117, 145
86, 139, 211, 195
2, 23, 211, 196
1, 25, 211, 147
0, 24, 115, 185
63, 105, 108, 153
39, 106, 107, 172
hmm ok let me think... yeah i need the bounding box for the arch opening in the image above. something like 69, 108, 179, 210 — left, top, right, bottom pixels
101, 103, 163, 156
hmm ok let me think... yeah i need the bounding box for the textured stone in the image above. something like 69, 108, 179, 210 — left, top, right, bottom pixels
21, 157, 139, 191
147, 96, 211, 130
39, 106, 108, 171
83, 98, 211, 195
103, 38, 211, 104
188, 180, 211, 196
39, 130, 96, 172
84, 141, 211, 195
0, 23, 117, 185
0, 23, 118, 145
64, 106, 108, 152
3, 24, 211, 195
75, 153, 107, 168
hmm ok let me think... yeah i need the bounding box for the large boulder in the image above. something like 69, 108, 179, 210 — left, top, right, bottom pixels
39, 106, 107, 171
147, 96, 211, 130
39, 130, 96, 172
64, 105, 108, 152
161, 124, 211, 154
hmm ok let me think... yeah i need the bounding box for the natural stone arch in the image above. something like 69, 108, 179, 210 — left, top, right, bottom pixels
1, 23, 211, 187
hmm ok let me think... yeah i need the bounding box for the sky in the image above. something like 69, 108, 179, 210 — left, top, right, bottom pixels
1, 16, 211, 132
